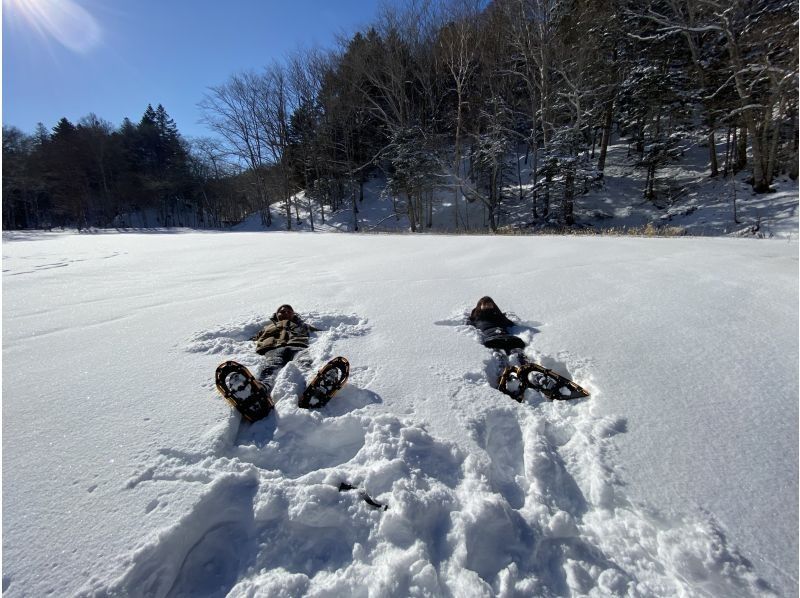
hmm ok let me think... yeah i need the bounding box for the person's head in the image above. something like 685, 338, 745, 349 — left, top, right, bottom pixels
470, 296, 501, 320
275, 304, 295, 321
475, 296, 499, 312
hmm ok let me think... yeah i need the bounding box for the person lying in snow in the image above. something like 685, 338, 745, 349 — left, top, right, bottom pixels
251, 304, 319, 388
468, 296, 589, 402
469, 296, 526, 351
215, 304, 349, 421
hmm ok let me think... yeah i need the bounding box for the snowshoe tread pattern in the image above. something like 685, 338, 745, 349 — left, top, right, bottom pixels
300, 357, 349, 409
517, 362, 590, 401
215, 361, 274, 422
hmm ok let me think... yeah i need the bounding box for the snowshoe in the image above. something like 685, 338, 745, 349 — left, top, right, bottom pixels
215, 361, 274, 422
517, 362, 589, 401
497, 365, 527, 402
299, 356, 350, 409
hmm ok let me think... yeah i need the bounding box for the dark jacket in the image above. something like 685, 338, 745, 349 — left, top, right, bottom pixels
251, 316, 318, 355
469, 308, 525, 351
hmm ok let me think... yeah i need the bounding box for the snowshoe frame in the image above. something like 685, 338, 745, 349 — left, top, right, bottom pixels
299, 356, 350, 409
215, 360, 274, 422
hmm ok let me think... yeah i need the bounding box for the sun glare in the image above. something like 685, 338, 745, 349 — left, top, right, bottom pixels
3, 0, 102, 54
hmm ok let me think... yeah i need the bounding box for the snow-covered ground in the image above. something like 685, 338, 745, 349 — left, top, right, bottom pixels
3, 230, 797, 596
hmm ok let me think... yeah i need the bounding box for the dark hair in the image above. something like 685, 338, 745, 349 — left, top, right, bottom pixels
470, 296, 501, 321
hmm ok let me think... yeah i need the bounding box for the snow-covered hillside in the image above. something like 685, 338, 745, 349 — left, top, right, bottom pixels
2, 231, 798, 597
231, 139, 798, 240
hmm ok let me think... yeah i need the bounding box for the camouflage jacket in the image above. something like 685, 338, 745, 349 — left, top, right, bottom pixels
251, 317, 318, 355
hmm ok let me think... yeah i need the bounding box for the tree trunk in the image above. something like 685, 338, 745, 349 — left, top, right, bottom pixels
453, 92, 464, 230
747, 112, 770, 192
407, 191, 417, 232
791, 110, 799, 180
531, 137, 540, 219
305, 166, 315, 231
564, 171, 574, 226
723, 127, 732, 177
708, 127, 719, 177
735, 125, 747, 172
766, 96, 786, 183
352, 185, 359, 232
597, 102, 613, 175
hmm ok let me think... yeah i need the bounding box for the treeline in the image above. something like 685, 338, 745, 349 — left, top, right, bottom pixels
4, 0, 798, 232
3, 105, 246, 229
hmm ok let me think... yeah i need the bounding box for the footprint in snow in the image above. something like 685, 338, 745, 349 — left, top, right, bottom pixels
456, 392, 771, 596
231, 413, 368, 479
89, 472, 259, 598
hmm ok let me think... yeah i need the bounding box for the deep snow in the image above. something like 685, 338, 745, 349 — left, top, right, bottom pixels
2, 230, 797, 597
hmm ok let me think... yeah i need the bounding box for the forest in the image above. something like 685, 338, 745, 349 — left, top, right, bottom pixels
2, 0, 797, 232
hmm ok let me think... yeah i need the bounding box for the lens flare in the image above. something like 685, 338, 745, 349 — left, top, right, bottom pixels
3, 0, 102, 53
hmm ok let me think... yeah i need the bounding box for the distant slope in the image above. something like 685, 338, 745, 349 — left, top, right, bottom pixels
232, 137, 798, 238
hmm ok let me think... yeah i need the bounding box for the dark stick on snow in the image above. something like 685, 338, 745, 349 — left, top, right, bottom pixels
339, 482, 389, 511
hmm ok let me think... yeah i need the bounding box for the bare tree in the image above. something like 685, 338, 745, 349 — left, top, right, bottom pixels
199, 72, 273, 226
436, 0, 483, 229
189, 136, 238, 227
632, 0, 798, 192
256, 63, 297, 230
288, 48, 331, 230
503, 0, 562, 218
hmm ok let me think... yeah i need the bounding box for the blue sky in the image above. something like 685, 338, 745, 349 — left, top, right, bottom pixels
3, 0, 383, 138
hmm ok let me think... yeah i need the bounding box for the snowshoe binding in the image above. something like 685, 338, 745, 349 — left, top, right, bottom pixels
215, 361, 274, 422
517, 362, 589, 401
300, 356, 350, 409
498, 365, 527, 402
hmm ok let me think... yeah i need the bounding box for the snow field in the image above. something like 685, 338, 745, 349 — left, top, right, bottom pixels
2, 231, 796, 597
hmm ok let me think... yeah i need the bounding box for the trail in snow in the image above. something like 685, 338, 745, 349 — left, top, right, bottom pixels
83, 311, 774, 597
